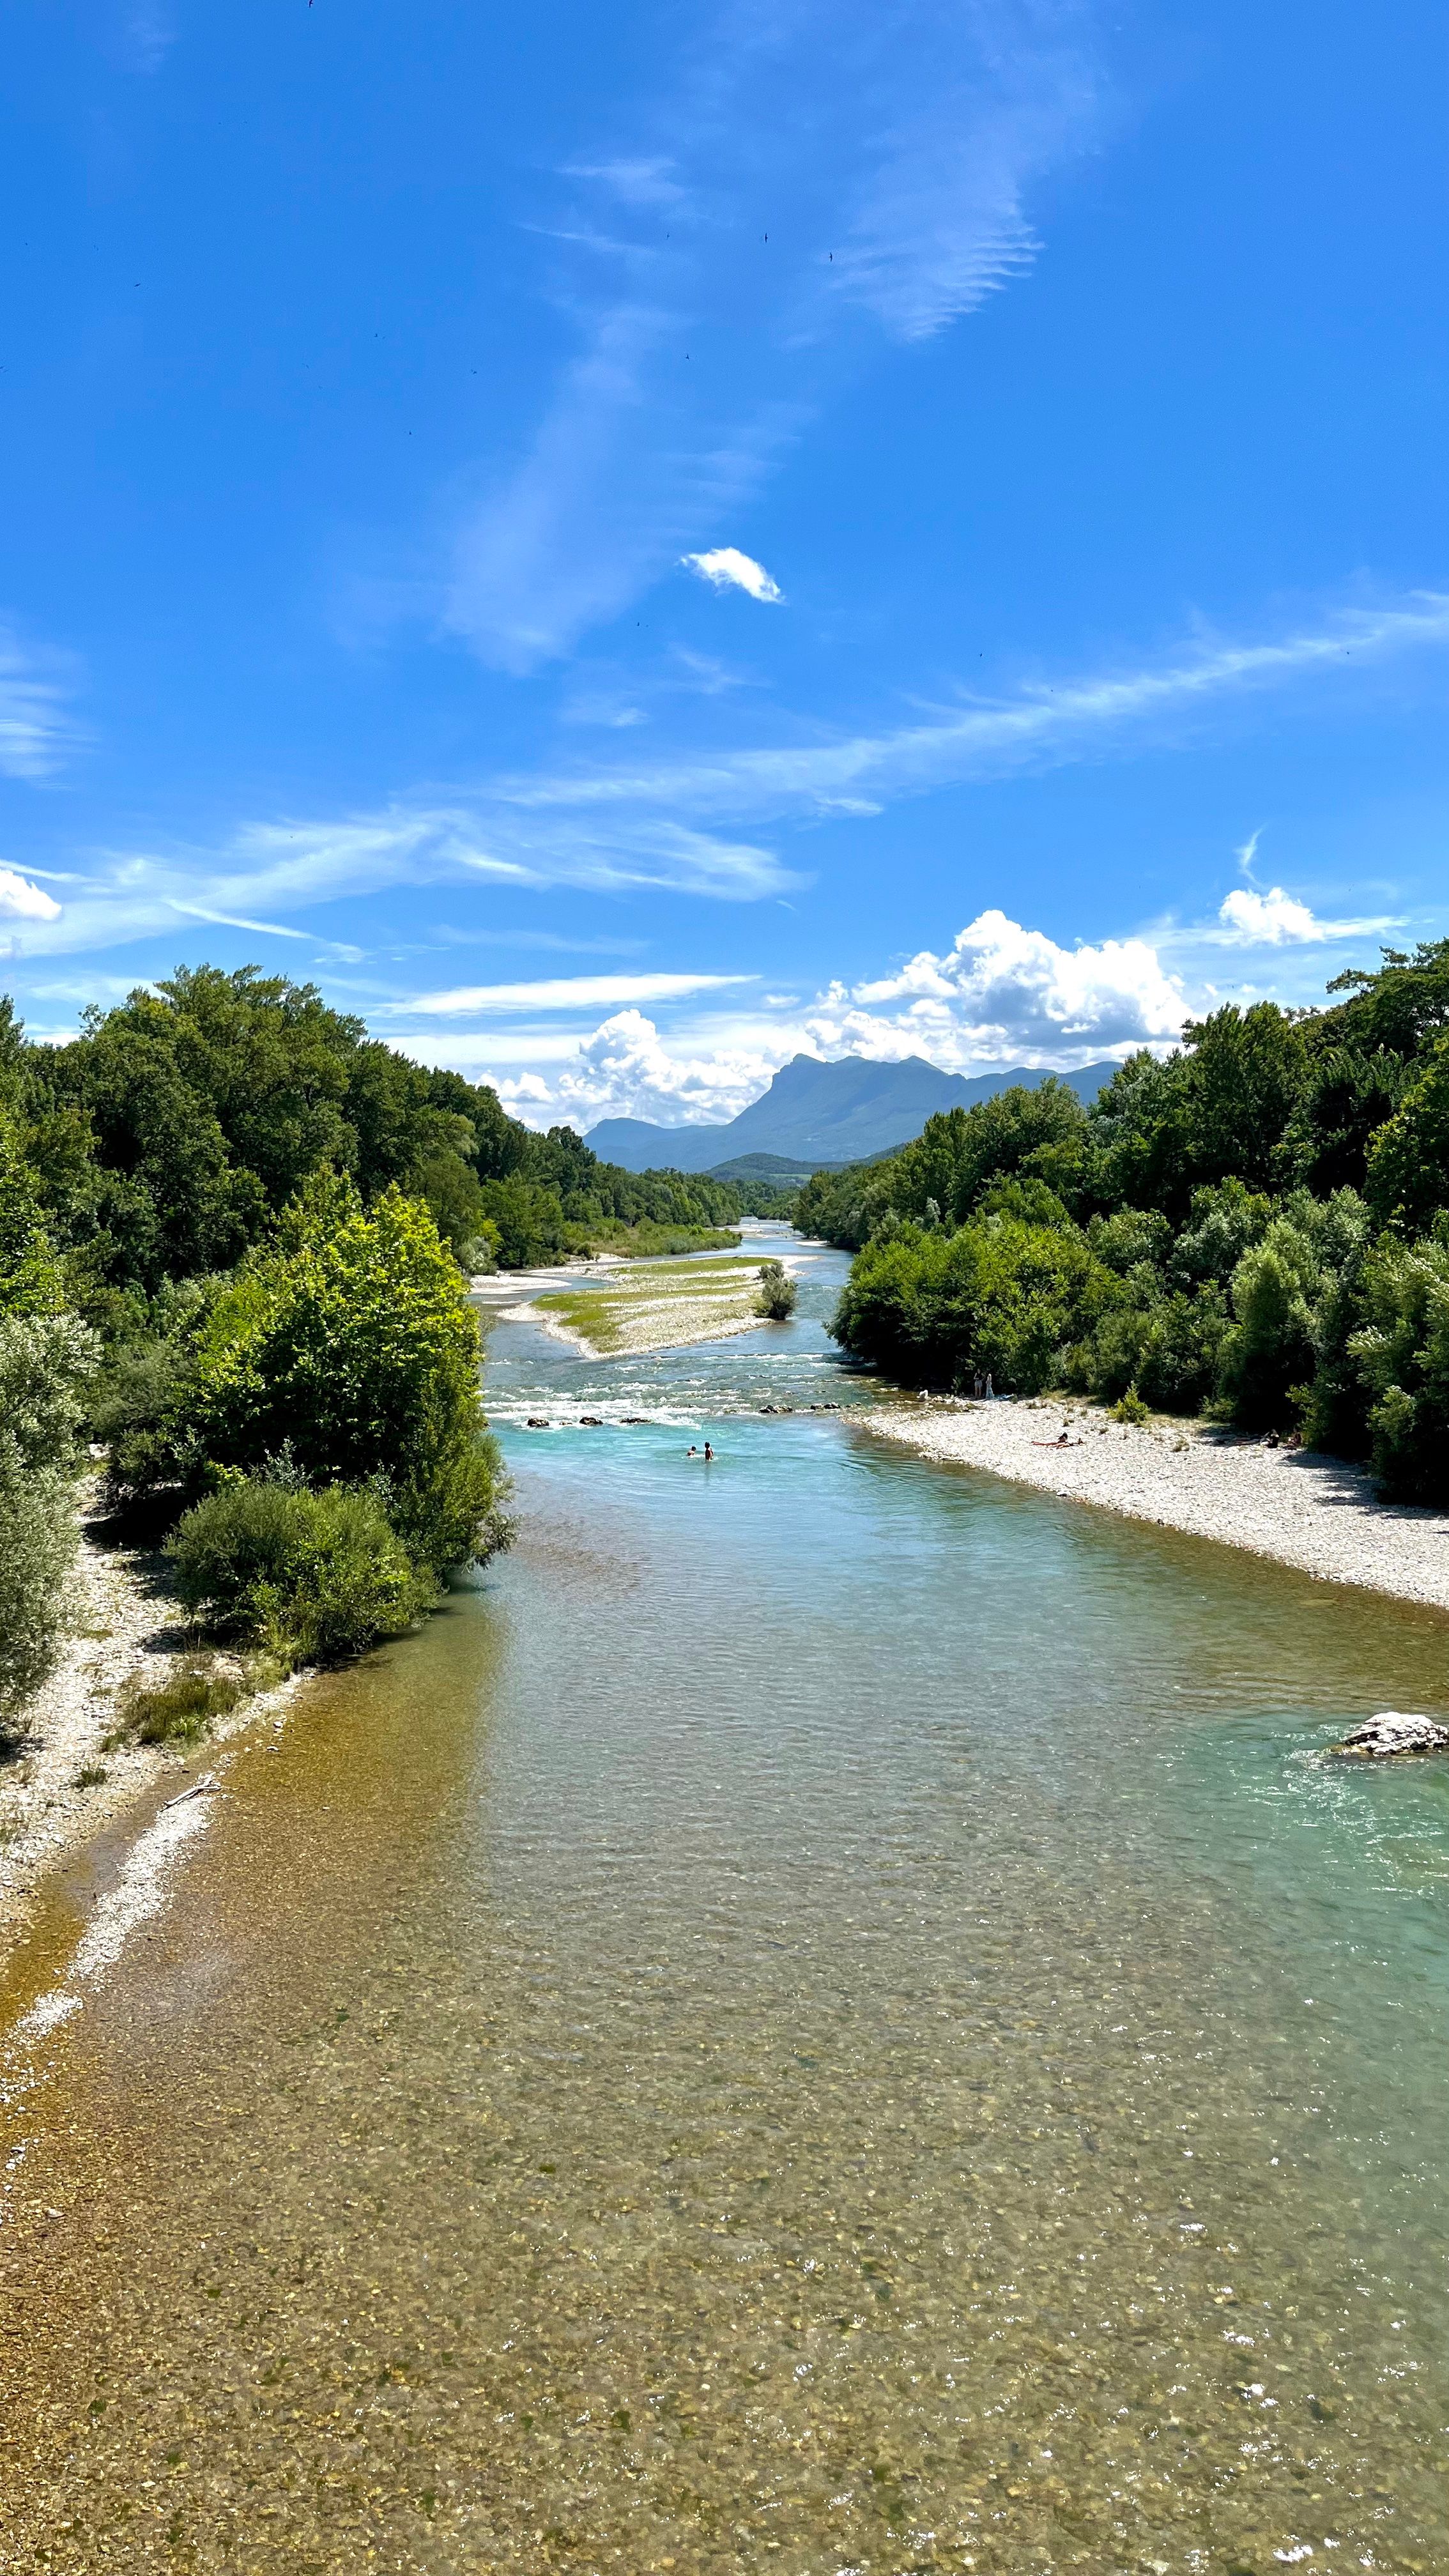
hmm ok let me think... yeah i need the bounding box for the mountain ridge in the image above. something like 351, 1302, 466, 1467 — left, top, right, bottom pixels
586, 1053, 1119, 1174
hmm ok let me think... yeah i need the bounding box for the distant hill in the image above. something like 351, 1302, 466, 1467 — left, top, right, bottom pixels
586, 1054, 1120, 1174
705, 1151, 841, 1184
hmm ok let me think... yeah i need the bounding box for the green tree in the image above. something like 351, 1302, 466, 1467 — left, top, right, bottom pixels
832, 1213, 1112, 1393
188, 1174, 509, 1570
1364, 1036, 1449, 1234
0, 1312, 99, 1725
1348, 1236, 1449, 1502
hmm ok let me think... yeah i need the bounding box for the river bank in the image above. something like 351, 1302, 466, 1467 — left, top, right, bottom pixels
865, 1394, 1449, 1611
0, 1491, 293, 1961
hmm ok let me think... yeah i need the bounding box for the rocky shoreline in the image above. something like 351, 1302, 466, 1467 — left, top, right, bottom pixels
863, 1396, 1449, 1615
0, 1492, 294, 1969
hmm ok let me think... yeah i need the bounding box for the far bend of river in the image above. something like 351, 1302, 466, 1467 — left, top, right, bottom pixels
5, 1224, 1449, 2574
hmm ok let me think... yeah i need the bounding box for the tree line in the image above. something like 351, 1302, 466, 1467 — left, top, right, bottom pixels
0, 963, 764, 1729
797, 940, 1449, 1503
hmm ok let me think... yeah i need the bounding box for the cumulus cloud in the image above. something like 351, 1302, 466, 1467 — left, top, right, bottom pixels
461, 910, 1187, 1129
807, 910, 1185, 1064
548, 1009, 782, 1128
0, 866, 62, 923
1212, 885, 1395, 946
680, 548, 783, 603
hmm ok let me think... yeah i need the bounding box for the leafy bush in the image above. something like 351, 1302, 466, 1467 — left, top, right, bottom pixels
1347, 1237, 1449, 1502
170, 1478, 434, 1662
756, 1259, 798, 1320
832, 1214, 1112, 1393
186, 1174, 510, 1572
1071, 1282, 1229, 1414
1111, 1384, 1151, 1425
0, 1312, 100, 1728
91, 1275, 216, 1500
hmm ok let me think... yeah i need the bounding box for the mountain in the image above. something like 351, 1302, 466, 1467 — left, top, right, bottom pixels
585, 1054, 1120, 1174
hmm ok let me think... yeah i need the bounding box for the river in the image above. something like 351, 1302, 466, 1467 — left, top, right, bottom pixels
3, 1227, 1449, 2572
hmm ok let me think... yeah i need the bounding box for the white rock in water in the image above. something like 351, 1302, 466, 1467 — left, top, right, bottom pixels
1337, 1711, 1449, 1758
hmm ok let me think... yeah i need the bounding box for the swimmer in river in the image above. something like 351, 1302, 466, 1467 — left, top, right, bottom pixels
703, 1441, 714, 1461
686, 1445, 698, 1457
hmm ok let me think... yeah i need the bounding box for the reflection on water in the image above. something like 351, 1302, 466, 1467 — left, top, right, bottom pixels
4, 1255, 1449, 2572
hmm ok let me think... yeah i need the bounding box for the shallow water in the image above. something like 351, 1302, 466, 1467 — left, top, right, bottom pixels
4, 1238, 1449, 2573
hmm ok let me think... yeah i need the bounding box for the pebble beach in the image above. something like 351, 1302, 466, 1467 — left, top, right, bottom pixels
865, 1397, 1449, 1614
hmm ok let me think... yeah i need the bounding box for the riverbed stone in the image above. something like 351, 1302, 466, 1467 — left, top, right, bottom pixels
1335, 1712, 1449, 1758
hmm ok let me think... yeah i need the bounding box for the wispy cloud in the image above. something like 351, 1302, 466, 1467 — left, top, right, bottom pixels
439, 0, 1103, 668
498, 592, 1449, 828
389, 970, 751, 1018
8, 590, 1447, 962
0, 627, 80, 781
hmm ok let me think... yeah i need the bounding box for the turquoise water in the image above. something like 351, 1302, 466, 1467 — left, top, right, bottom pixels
3, 1243, 1449, 2572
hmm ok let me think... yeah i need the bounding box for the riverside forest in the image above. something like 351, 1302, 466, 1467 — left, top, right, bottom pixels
804, 937, 1449, 1503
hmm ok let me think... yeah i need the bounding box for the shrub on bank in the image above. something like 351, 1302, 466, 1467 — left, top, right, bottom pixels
171, 1478, 434, 1663
186, 1173, 510, 1573
756, 1259, 798, 1320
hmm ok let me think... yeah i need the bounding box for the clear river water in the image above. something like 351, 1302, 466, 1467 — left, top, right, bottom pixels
3, 1227, 1449, 2574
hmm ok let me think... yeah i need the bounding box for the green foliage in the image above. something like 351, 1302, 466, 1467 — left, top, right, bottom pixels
887, 1083, 1089, 1229
1088, 1007, 1310, 1217
187, 1175, 509, 1571
1364, 1035, 1449, 1234
170, 1479, 434, 1662
1069, 1282, 1229, 1415
578, 1222, 741, 1259
755, 1259, 798, 1320
0, 1312, 100, 1726
1347, 1237, 1449, 1502
832, 1214, 1112, 1393
114, 1655, 245, 1745
475, 1174, 569, 1268
0, 1112, 66, 1317
1110, 1384, 1151, 1425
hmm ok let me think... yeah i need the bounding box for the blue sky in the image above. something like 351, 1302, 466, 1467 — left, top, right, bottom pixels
1, 0, 1445, 1129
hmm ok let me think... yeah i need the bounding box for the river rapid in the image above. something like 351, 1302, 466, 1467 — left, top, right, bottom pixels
3, 1227, 1449, 2573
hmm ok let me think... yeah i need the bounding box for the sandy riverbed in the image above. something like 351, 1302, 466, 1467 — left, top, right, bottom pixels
864, 1397, 1449, 1612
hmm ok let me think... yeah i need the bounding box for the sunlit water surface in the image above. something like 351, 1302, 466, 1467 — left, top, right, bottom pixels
3, 1229, 1449, 2573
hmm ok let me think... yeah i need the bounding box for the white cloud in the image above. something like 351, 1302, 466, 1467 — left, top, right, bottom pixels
447, 909, 1186, 1130
1211, 885, 1395, 946
0, 867, 62, 923
551, 1009, 782, 1128
392, 970, 751, 1018
680, 548, 783, 603
0, 629, 78, 782
807, 909, 1184, 1064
